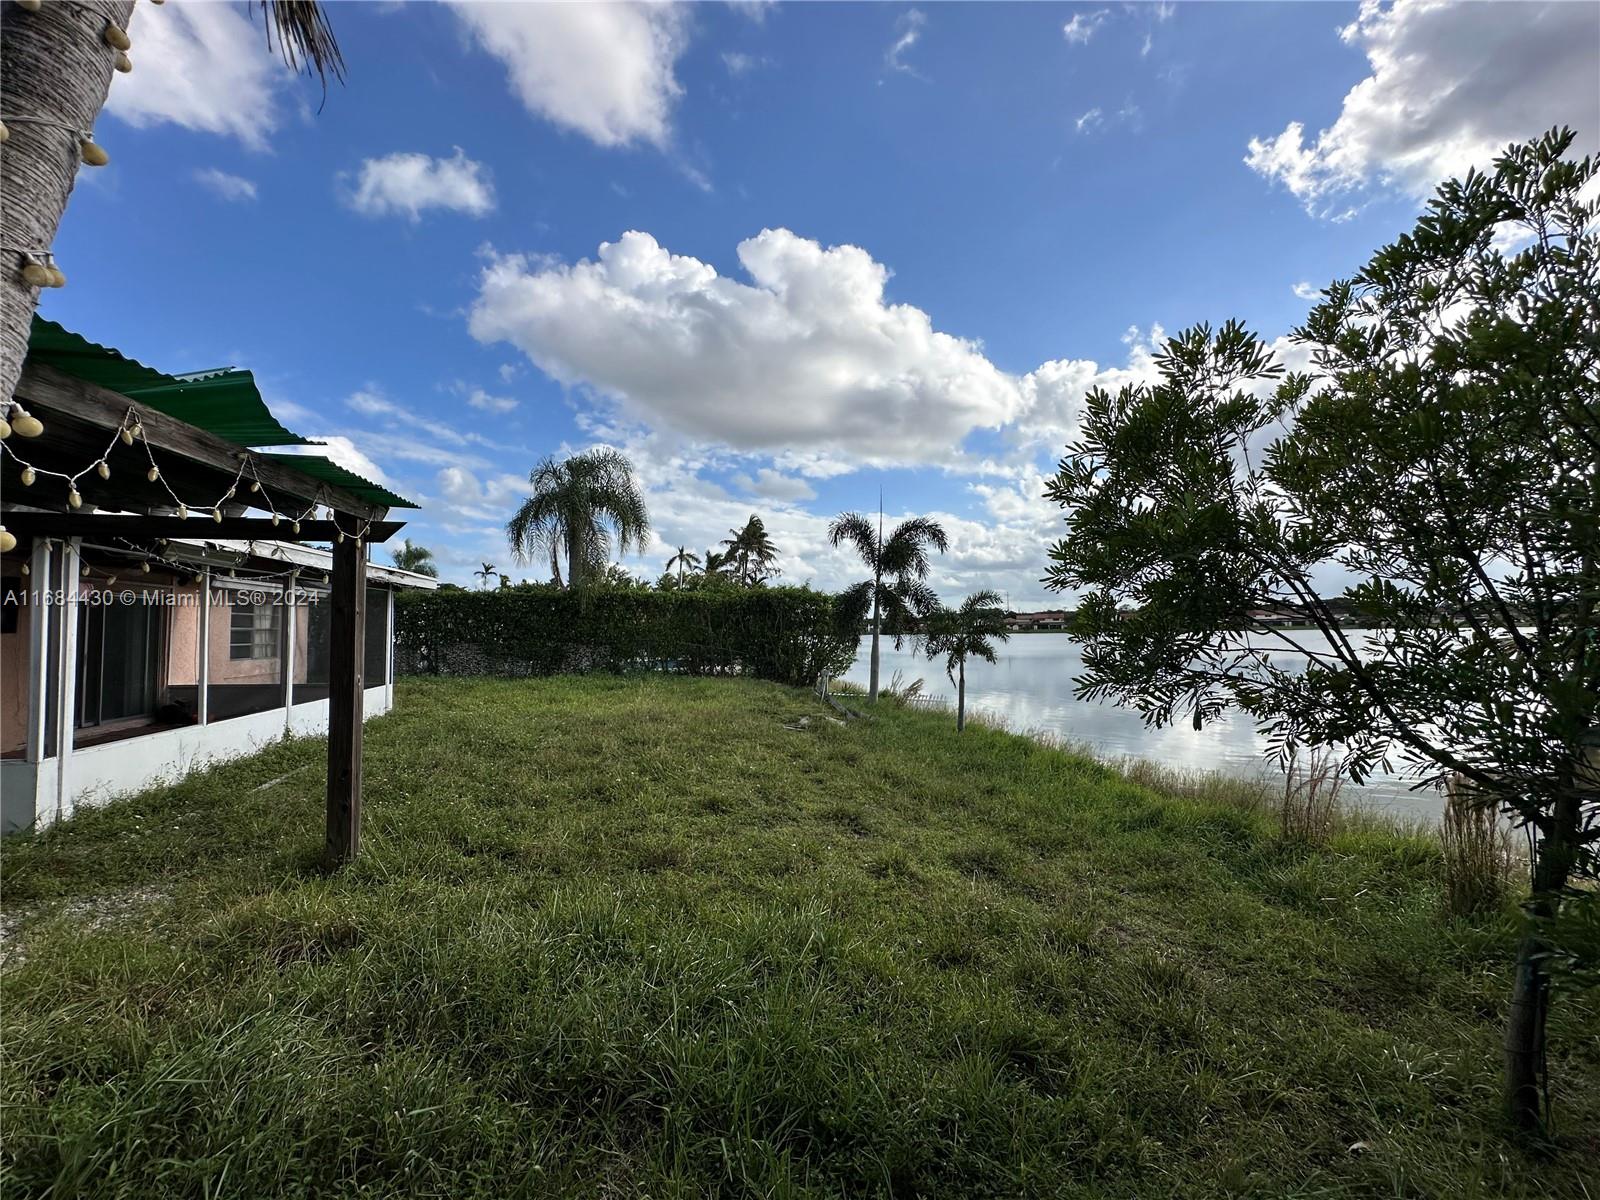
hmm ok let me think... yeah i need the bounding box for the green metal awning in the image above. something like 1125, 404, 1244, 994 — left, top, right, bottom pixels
26, 316, 313, 447
263, 453, 418, 510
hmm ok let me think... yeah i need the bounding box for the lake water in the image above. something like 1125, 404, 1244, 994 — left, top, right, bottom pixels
840, 631, 1442, 820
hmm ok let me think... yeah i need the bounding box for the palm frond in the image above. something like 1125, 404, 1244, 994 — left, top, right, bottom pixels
880, 516, 948, 580
828, 512, 878, 567
254, 1, 346, 101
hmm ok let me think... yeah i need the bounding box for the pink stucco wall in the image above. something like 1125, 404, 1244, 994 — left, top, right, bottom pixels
1, 552, 31, 755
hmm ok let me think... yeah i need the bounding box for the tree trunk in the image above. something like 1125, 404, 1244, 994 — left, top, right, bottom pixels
868, 574, 882, 703
1, 0, 134, 401
565, 526, 581, 590
550, 544, 563, 589
1505, 785, 1582, 1131
957, 658, 965, 731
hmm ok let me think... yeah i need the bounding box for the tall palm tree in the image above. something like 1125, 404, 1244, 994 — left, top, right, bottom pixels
1, 2, 345, 403
390, 538, 438, 578
665, 545, 701, 584
924, 590, 1010, 731
505, 448, 650, 590
721, 514, 780, 586
828, 506, 948, 702
474, 561, 497, 590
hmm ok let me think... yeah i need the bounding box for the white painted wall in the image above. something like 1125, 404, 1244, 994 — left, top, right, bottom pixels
1, 686, 392, 833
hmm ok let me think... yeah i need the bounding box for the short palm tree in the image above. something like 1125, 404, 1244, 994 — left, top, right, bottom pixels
506, 449, 650, 589
828, 508, 948, 702
722, 514, 780, 585
924, 590, 1010, 731
390, 538, 438, 578
474, 561, 497, 590
665, 545, 701, 584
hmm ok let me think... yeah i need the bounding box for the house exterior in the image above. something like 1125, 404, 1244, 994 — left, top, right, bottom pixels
1004, 610, 1073, 631
2, 320, 431, 838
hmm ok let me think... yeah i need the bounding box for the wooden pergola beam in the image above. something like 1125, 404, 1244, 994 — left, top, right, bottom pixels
16, 363, 388, 522
3, 513, 406, 544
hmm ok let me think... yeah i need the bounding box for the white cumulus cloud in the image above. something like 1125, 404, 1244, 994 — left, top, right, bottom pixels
447, 1, 687, 148
467, 228, 1028, 467
1246, 0, 1600, 217
342, 149, 495, 221
107, 2, 291, 149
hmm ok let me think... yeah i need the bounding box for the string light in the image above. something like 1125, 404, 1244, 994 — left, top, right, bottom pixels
0, 528, 14, 554
0, 116, 108, 169
1, 406, 375, 559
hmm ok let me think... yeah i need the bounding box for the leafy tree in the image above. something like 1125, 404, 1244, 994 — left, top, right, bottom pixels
506, 448, 651, 590
390, 538, 438, 578
474, 562, 497, 591
829, 508, 947, 701
722, 514, 781, 585
1042, 130, 1598, 1131
665, 545, 701, 584
1, 2, 344, 404
924, 590, 1010, 731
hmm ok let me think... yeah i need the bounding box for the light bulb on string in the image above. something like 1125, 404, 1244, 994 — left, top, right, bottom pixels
79, 138, 109, 167
0, 527, 14, 554
147, 466, 159, 483
19, 260, 51, 288
0, 413, 9, 439
67, 487, 82, 509
10, 406, 43, 437
102, 23, 131, 51
177, 505, 189, 519
20, 466, 35, 487
114, 51, 132, 74
96, 460, 110, 480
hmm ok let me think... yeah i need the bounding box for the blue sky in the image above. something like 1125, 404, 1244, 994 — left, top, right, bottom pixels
42, 1, 1600, 599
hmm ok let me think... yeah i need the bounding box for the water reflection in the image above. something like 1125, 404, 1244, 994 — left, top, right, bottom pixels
841, 632, 1440, 819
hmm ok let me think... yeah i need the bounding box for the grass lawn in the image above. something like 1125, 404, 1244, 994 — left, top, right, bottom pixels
3, 676, 1596, 1198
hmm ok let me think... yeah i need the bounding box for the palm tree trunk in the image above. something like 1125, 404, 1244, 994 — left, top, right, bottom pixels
565, 526, 581, 590
1, 0, 135, 402
1505, 784, 1582, 1130
549, 544, 563, 589
957, 658, 966, 732
868, 574, 882, 703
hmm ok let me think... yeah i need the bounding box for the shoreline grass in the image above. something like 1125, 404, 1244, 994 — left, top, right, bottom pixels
2, 676, 1596, 1197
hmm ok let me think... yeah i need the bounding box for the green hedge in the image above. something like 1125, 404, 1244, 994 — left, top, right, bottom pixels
395, 586, 857, 687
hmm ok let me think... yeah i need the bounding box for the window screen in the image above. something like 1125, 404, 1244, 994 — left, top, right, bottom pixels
229, 602, 281, 660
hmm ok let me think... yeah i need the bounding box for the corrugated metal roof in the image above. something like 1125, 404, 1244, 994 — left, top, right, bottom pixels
27, 317, 313, 446
263, 453, 418, 510
26, 316, 418, 510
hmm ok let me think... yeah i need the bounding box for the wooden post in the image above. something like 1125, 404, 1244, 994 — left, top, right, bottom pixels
324, 536, 366, 869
